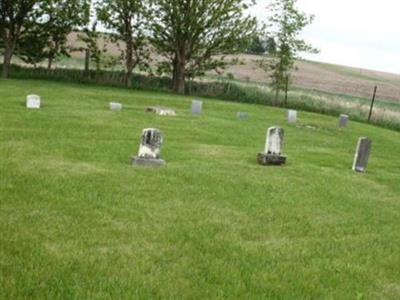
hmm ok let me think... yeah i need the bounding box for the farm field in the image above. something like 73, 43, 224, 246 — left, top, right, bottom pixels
1, 79, 400, 299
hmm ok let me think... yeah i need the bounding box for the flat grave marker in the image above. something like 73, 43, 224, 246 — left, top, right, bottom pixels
146, 106, 176, 116
110, 102, 123, 111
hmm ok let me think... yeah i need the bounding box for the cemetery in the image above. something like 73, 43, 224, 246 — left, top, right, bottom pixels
1, 0, 400, 297
1, 78, 400, 299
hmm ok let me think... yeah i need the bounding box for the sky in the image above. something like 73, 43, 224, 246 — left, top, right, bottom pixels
250, 0, 400, 74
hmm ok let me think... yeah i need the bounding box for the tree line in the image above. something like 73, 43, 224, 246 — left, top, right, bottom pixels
0, 0, 316, 96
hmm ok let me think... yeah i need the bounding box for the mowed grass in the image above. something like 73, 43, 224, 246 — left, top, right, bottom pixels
1, 79, 400, 299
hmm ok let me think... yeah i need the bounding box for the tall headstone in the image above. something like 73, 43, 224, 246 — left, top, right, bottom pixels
352, 137, 372, 173
339, 114, 349, 127
26, 95, 41, 109
287, 110, 297, 123
110, 102, 122, 111
237, 112, 248, 119
132, 128, 166, 166
257, 127, 287, 166
191, 100, 203, 115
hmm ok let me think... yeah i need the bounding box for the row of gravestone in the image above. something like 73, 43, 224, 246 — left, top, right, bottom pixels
132, 127, 371, 173
26, 95, 349, 126
25, 94, 371, 172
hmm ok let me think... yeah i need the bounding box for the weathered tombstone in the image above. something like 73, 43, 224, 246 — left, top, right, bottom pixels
338, 114, 349, 127
131, 128, 166, 166
237, 112, 248, 119
352, 137, 372, 173
110, 102, 122, 111
191, 100, 203, 115
257, 127, 287, 166
146, 106, 176, 116
26, 95, 41, 109
287, 110, 297, 123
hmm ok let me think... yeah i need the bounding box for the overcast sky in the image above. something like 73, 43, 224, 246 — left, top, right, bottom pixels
250, 0, 400, 74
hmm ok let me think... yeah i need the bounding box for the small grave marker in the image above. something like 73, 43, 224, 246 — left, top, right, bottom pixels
191, 100, 203, 115
110, 102, 122, 111
131, 128, 166, 166
353, 137, 372, 173
26, 95, 41, 109
257, 127, 287, 166
288, 110, 297, 123
339, 114, 349, 127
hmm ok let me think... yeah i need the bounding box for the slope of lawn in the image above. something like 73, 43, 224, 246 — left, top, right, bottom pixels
1, 79, 400, 299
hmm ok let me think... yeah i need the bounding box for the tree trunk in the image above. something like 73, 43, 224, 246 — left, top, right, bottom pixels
173, 57, 186, 94
125, 68, 133, 88
47, 56, 53, 70
84, 49, 90, 77
1, 42, 14, 78
125, 37, 134, 88
172, 54, 178, 87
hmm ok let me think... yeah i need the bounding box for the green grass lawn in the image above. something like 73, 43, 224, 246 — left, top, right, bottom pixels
1, 79, 400, 299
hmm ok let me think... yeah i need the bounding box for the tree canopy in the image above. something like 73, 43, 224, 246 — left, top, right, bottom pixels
148, 0, 257, 93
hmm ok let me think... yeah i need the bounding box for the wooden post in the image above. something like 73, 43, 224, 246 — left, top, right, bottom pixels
368, 86, 377, 123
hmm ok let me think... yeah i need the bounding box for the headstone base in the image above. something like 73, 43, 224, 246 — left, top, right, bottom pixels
131, 156, 166, 167
257, 153, 287, 166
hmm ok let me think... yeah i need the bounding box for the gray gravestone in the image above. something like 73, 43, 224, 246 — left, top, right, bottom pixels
288, 110, 297, 123
26, 95, 41, 109
237, 112, 248, 119
131, 128, 166, 166
146, 106, 176, 116
257, 127, 287, 166
352, 137, 372, 172
191, 100, 203, 115
110, 102, 122, 111
339, 114, 349, 127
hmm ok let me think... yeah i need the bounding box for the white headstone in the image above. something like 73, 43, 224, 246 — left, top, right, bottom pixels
287, 110, 297, 123
138, 128, 163, 159
110, 102, 122, 111
132, 128, 166, 166
338, 114, 349, 127
353, 137, 372, 172
265, 127, 284, 155
26, 95, 41, 109
257, 127, 287, 165
191, 100, 203, 115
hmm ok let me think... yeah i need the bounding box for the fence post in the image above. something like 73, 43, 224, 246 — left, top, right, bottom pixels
368, 85, 377, 123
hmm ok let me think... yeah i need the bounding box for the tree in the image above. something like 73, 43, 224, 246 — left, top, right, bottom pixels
266, 0, 317, 99
149, 0, 257, 94
246, 35, 266, 55
265, 37, 277, 56
16, 25, 48, 67
39, 0, 90, 70
0, 0, 41, 77
97, 0, 150, 88
77, 23, 105, 75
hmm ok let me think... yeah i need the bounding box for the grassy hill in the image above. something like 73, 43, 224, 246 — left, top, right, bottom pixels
1, 79, 400, 299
